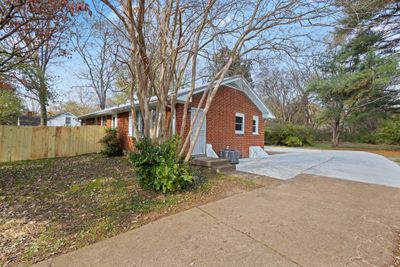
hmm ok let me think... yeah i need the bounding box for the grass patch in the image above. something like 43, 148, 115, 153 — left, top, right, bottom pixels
303, 142, 400, 159
0, 154, 258, 267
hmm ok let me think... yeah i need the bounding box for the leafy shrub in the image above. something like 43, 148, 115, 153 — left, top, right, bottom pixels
265, 123, 312, 146
285, 136, 303, 147
99, 128, 123, 157
128, 136, 193, 193
311, 128, 331, 142
375, 117, 400, 145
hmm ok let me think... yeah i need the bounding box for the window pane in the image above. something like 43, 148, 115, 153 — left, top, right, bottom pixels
235, 116, 243, 124
235, 124, 242, 131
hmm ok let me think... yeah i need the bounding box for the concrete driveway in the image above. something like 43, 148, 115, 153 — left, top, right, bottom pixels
35, 174, 400, 267
237, 146, 400, 188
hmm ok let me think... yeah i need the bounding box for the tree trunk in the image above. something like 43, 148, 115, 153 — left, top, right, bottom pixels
39, 82, 48, 126
130, 82, 139, 142
331, 120, 340, 147
100, 96, 106, 110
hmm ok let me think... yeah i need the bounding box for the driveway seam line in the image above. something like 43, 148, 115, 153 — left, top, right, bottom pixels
301, 155, 335, 174
196, 206, 303, 267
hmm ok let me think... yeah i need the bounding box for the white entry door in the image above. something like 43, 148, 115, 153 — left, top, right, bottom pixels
191, 108, 206, 155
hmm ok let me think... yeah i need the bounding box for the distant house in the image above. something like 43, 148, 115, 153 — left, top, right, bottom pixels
17, 112, 80, 126
17, 113, 41, 126
47, 112, 80, 126
79, 76, 274, 158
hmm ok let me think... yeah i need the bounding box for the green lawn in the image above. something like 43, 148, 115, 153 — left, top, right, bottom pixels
306, 142, 400, 151
304, 142, 400, 164
0, 154, 258, 267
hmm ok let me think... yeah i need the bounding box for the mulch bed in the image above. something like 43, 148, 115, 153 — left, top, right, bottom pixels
0, 154, 259, 267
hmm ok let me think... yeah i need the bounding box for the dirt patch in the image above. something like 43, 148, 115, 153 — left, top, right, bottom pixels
0, 154, 259, 267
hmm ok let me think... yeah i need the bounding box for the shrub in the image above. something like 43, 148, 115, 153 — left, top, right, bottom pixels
285, 136, 303, 147
375, 117, 400, 145
128, 136, 193, 193
265, 123, 312, 146
99, 128, 123, 157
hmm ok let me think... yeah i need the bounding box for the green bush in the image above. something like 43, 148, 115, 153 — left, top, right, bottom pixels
375, 117, 400, 145
265, 123, 312, 146
285, 136, 303, 147
128, 136, 193, 193
99, 128, 123, 157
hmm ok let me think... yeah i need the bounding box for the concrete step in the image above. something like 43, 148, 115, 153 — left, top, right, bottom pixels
215, 164, 236, 173
192, 157, 231, 168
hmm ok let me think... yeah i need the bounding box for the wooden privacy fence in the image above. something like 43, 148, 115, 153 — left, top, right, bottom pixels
0, 126, 106, 162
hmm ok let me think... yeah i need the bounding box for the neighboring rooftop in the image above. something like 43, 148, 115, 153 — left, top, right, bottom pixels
17, 115, 41, 126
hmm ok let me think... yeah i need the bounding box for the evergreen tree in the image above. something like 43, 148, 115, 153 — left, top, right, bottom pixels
309, 32, 399, 146
335, 0, 399, 52
0, 81, 23, 125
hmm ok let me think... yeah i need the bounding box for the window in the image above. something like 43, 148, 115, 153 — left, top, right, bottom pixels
252, 115, 259, 135
137, 111, 144, 133
65, 117, 71, 126
128, 112, 132, 136
235, 113, 245, 134
101, 116, 106, 126
128, 111, 143, 136
112, 114, 118, 129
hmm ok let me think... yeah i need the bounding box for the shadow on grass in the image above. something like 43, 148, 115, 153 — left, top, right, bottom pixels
0, 154, 248, 266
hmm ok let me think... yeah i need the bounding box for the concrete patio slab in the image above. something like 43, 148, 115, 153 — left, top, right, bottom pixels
237, 146, 400, 188
35, 174, 400, 267
34, 207, 295, 267
200, 175, 400, 266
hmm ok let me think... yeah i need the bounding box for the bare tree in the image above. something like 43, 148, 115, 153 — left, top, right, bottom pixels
98, 0, 337, 160
72, 17, 118, 109
2, 0, 91, 125
257, 64, 318, 127
0, 0, 90, 73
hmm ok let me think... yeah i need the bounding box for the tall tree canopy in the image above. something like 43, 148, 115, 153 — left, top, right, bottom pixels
309, 31, 399, 146
0, 77, 23, 125
335, 0, 399, 52
210, 47, 252, 82
0, 0, 90, 73
3, 0, 90, 125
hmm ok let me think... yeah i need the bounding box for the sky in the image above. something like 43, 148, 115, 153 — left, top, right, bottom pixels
45, 0, 338, 109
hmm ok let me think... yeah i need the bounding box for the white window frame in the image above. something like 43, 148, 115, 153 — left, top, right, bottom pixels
128, 111, 143, 137
252, 115, 259, 135
235, 112, 245, 135
128, 112, 133, 136
111, 114, 118, 129
101, 116, 106, 126
137, 111, 142, 133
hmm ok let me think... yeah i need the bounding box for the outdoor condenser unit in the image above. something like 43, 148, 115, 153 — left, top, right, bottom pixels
220, 148, 240, 164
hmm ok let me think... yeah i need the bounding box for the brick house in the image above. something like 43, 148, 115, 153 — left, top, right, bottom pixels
79, 76, 273, 158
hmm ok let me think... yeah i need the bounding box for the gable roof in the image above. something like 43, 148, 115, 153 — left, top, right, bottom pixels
78, 76, 274, 119
177, 76, 274, 119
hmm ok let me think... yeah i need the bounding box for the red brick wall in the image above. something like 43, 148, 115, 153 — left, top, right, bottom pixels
175, 86, 264, 158
82, 85, 264, 156
82, 116, 112, 127
82, 114, 133, 150
117, 112, 134, 150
